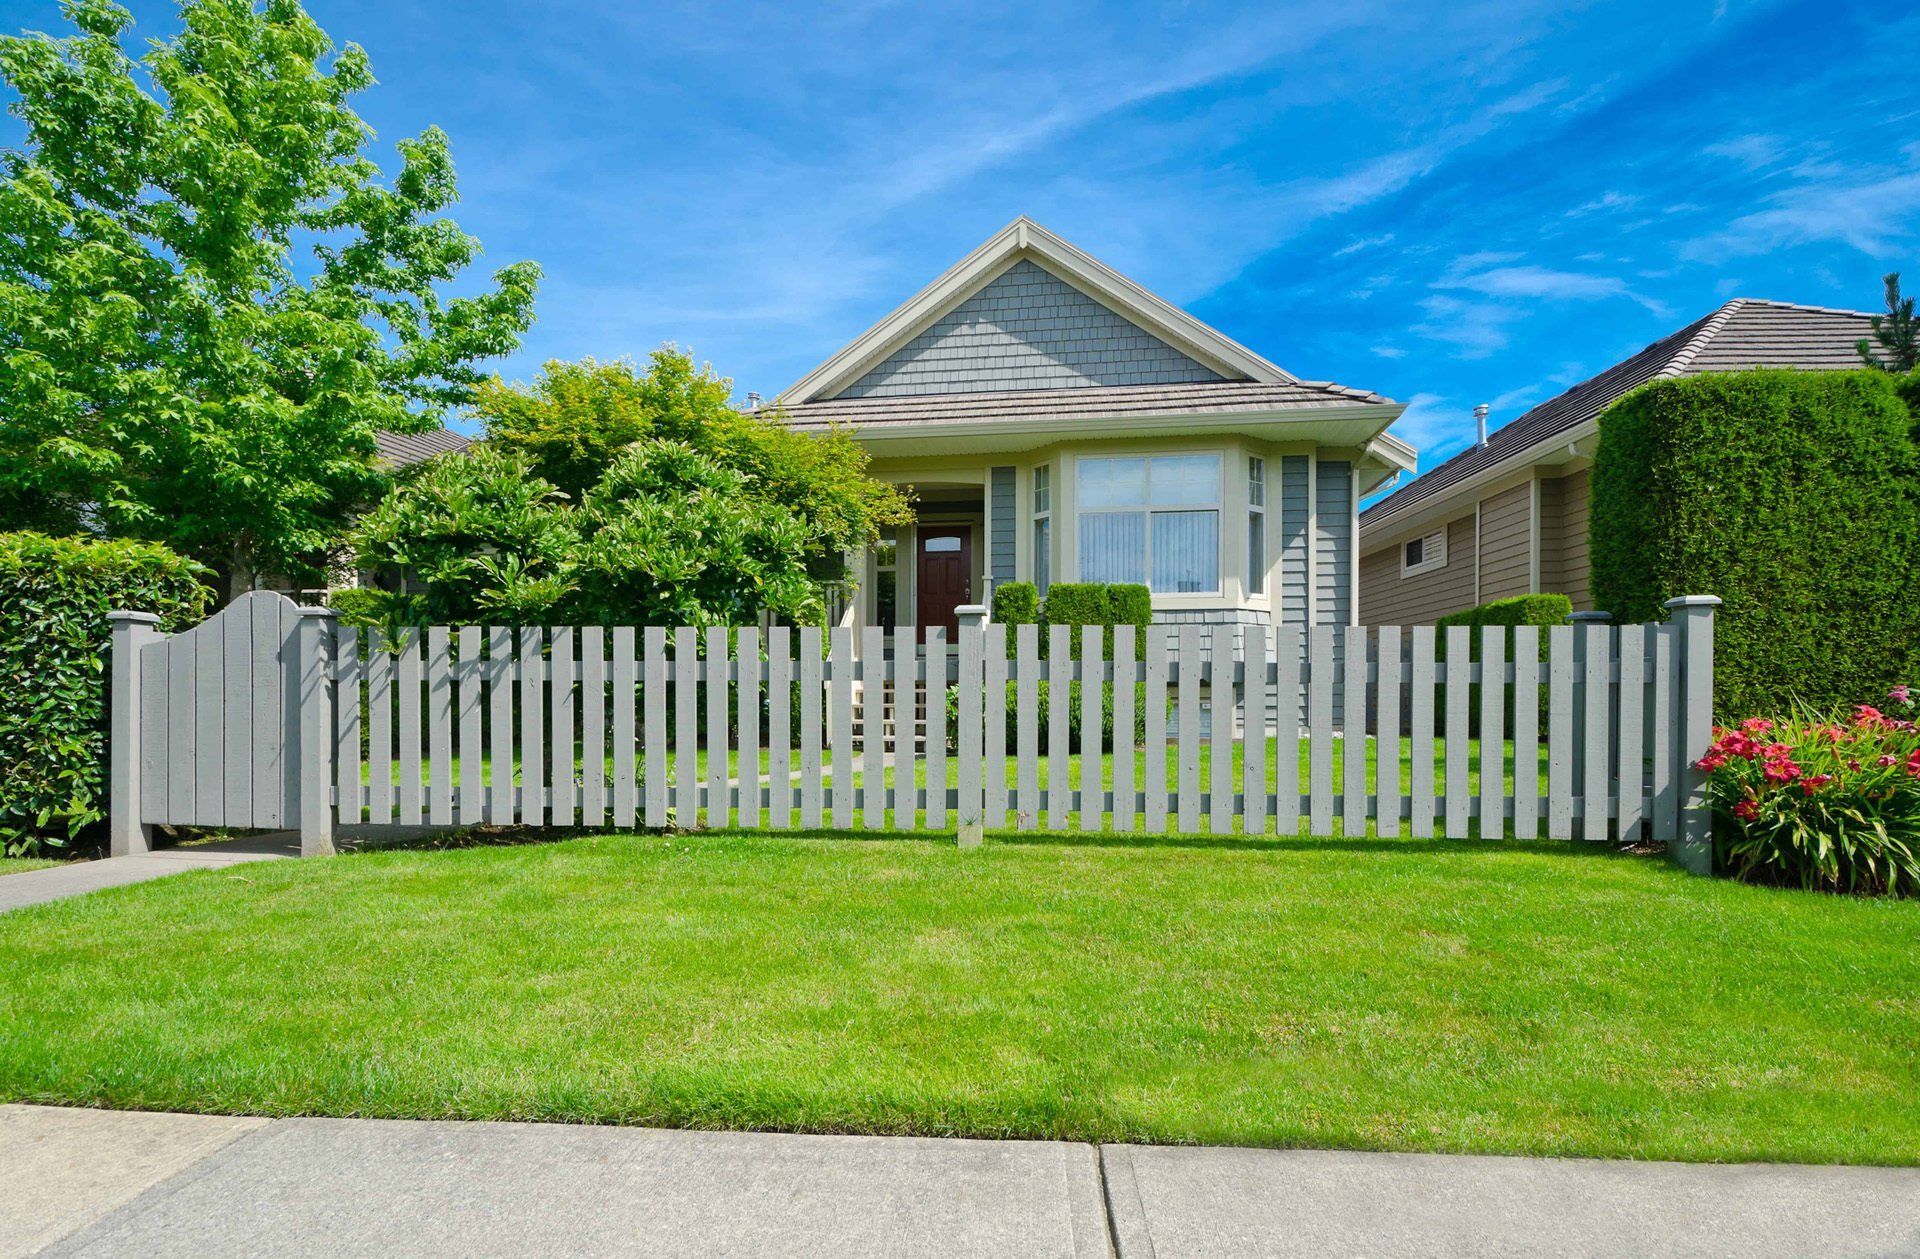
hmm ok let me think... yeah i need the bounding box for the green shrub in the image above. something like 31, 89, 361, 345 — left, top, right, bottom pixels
0, 533, 210, 854
992, 582, 1040, 656
1431, 593, 1570, 736
1700, 690, 1920, 895
1591, 369, 1920, 715
1038, 581, 1152, 659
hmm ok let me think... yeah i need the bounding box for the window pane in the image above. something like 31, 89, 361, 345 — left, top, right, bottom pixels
1079, 511, 1146, 584
874, 538, 897, 568
1078, 457, 1147, 509
1405, 537, 1423, 566
1248, 457, 1264, 507
1248, 512, 1265, 594
1033, 517, 1051, 594
924, 536, 961, 553
876, 571, 897, 631
1149, 454, 1220, 507
1151, 510, 1218, 593
1033, 465, 1050, 513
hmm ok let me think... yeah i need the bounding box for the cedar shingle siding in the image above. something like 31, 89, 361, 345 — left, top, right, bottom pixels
835, 260, 1225, 398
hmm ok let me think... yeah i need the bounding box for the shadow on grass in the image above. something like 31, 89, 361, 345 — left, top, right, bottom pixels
344, 820, 1666, 869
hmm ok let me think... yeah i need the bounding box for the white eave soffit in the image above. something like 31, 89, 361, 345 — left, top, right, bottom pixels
775, 217, 1297, 405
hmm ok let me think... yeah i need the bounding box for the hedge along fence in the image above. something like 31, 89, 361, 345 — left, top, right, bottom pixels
1590, 369, 1920, 717
979, 581, 1152, 749
0, 533, 210, 854
1433, 594, 1572, 737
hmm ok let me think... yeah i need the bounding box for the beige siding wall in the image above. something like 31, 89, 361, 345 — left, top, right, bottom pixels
1476, 481, 1531, 602
1534, 470, 1593, 612
1555, 469, 1593, 612
1358, 513, 1477, 624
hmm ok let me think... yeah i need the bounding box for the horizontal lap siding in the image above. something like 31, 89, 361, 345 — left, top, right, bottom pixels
1358, 513, 1477, 625
989, 467, 1016, 583
1316, 462, 1353, 730
1476, 481, 1532, 602
1555, 469, 1594, 612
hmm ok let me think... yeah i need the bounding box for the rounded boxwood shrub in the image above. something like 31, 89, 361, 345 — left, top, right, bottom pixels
0, 533, 210, 854
1590, 369, 1920, 716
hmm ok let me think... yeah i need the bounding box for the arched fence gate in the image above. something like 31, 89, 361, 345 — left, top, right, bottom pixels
108, 591, 1720, 872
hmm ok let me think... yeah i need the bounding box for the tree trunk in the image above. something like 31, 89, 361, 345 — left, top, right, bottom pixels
227, 544, 258, 605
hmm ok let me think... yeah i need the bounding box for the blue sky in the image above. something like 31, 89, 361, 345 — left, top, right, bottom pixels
5, 0, 1916, 497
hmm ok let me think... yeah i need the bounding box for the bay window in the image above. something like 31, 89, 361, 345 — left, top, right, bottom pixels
1247, 457, 1266, 595
1076, 453, 1221, 594
1032, 465, 1051, 595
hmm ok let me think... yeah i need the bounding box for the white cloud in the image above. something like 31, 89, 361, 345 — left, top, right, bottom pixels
1334, 233, 1397, 257
1684, 166, 1920, 261
1569, 190, 1640, 216
1372, 344, 1408, 359
1413, 295, 1518, 359
1703, 133, 1785, 169
1434, 256, 1670, 315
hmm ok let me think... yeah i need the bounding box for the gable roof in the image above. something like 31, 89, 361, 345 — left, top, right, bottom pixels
375, 427, 471, 468
778, 217, 1296, 405
1359, 299, 1876, 531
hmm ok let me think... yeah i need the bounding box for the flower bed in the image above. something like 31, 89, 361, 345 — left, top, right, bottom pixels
1699, 686, 1920, 895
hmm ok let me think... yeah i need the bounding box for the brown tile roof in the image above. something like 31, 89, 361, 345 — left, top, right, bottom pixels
777, 379, 1397, 430
374, 427, 473, 468
1360, 299, 1876, 528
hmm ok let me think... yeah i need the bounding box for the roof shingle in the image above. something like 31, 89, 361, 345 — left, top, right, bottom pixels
1360, 299, 1875, 528
778, 379, 1397, 431
374, 427, 472, 468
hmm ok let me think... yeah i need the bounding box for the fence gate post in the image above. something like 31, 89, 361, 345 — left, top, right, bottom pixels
108, 611, 164, 856
1665, 595, 1720, 876
955, 605, 988, 849
295, 607, 339, 857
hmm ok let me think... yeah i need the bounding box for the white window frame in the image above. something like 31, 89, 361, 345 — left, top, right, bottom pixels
1400, 528, 1448, 578
1032, 464, 1052, 595
1247, 456, 1266, 596
1074, 452, 1224, 596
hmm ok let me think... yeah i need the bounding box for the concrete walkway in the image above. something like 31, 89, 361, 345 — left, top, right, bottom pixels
5, 1105, 1918, 1258
0, 835, 297, 914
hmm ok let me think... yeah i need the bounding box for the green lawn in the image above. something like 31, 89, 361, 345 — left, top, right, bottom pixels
0, 856, 61, 876
2, 828, 1916, 1164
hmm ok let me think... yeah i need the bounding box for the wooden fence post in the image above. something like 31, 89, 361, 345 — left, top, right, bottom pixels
295, 607, 338, 857
956, 605, 988, 848
1665, 595, 1720, 876
108, 611, 163, 856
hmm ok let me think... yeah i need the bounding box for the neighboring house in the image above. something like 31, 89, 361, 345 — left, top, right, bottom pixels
1356, 299, 1874, 625
374, 426, 473, 469
776, 217, 1413, 641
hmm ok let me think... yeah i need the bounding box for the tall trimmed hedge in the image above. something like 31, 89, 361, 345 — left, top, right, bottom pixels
1590, 369, 1920, 716
0, 533, 210, 854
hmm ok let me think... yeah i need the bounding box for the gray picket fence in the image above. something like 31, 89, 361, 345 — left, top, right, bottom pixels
109, 592, 1719, 872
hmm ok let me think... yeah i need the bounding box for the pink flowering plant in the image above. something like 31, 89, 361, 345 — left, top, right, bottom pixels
1699, 686, 1920, 896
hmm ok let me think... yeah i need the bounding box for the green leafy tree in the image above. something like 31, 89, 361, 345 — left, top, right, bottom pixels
574, 442, 817, 627
1858, 272, 1919, 373
348, 447, 575, 627
480, 349, 913, 584
0, 0, 539, 595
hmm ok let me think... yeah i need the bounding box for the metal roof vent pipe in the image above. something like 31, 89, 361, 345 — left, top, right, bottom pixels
746, 391, 763, 412
1474, 402, 1490, 448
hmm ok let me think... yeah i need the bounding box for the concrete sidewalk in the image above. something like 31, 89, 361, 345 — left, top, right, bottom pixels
0, 835, 297, 914
6, 1105, 1919, 1258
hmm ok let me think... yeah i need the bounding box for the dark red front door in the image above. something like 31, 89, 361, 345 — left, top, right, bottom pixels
915, 527, 972, 641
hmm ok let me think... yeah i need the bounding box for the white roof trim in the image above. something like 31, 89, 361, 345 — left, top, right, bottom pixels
777, 216, 1295, 405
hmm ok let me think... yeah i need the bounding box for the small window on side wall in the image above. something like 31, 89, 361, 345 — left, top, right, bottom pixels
1400, 528, 1447, 577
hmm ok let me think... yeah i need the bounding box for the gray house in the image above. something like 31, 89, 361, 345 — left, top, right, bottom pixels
775, 217, 1413, 641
